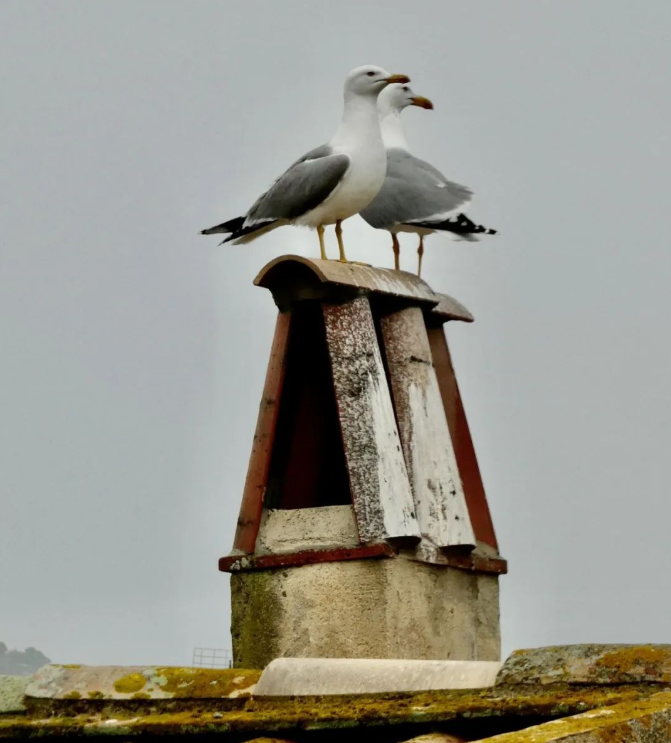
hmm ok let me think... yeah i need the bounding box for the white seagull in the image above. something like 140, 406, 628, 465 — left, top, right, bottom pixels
200, 66, 410, 262
360, 84, 497, 276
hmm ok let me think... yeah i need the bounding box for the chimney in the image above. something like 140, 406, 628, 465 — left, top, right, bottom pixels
219, 255, 506, 668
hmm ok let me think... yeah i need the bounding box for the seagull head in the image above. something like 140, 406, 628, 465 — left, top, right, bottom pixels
344, 66, 411, 98
378, 84, 434, 117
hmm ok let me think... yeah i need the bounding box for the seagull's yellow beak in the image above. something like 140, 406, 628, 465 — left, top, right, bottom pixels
411, 96, 434, 110
384, 73, 411, 84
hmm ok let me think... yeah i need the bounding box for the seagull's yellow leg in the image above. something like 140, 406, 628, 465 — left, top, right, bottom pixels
317, 225, 327, 260
417, 235, 425, 277
335, 219, 347, 262
392, 234, 400, 271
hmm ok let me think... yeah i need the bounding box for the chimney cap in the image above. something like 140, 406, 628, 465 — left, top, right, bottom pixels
429, 293, 474, 325
254, 254, 441, 311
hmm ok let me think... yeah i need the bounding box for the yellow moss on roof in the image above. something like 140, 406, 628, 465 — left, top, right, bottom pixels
113, 673, 146, 695
595, 647, 671, 681
151, 667, 259, 698
34, 665, 260, 702
498, 645, 671, 687
470, 692, 671, 742
0, 684, 664, 738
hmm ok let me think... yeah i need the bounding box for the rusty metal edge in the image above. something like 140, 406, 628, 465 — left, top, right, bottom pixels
232, 312, 291, 554
220, 544, 505, 575
219, 543, 395, 573
427, 327, 499, 552
407, 542, 506, 574
431, 552, 508, 575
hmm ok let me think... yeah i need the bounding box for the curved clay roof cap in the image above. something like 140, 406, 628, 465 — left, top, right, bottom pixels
254, 255, 473, 321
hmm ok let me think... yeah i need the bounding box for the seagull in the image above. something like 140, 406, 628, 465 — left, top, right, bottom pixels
360, 84, 497, 276
200, 66, 410, 262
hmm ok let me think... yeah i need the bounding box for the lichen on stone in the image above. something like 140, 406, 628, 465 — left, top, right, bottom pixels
113, 673, 147, 695
0, 677, 29, 716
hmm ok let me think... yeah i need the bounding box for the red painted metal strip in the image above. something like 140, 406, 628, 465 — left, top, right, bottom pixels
434, 552, 508, 574
219, 543, 395, 573
232, 311, 291, 554
220, 543, 505, 575
427, 326, 499, 551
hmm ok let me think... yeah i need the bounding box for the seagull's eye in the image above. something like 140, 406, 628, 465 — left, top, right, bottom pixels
366, 71, 376, 77
402, 86, 409, 91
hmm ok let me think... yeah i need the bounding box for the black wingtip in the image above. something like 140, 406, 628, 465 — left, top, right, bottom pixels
220, 219, 278, 244
199, 216, 247, 237
404, 213, 499, 238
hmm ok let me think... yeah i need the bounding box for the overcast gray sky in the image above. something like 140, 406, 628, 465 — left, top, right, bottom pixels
2, 0, 671, 666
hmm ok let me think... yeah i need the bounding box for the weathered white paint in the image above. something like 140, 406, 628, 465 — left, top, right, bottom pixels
380, 307, 475, 548
407, 380, 475, 547
367, 368, 421, 539
323, 297, 420, 543
254, 658, 502, 697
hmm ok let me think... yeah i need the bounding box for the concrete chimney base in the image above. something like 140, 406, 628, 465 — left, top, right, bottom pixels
230, 557, 500, 669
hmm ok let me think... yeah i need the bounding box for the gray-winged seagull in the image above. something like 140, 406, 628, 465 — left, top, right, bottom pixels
200, 66, 410, 262
360, 84, 497, 275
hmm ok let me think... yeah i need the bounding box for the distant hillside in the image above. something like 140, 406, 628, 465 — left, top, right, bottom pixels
0, 642, 51, 676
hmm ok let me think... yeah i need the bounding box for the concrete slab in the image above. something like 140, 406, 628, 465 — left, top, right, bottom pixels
497, 644, 671, 686
255, 506, 359, 555
253, 658, 501, 697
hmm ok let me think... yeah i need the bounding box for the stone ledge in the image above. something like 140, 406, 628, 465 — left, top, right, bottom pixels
25, 665, 258, 706
0, 683, 662, 738
0, 677, 28, 716
472, 691, 671, 742
497, 645, 671, 686
5, 646, 671, 740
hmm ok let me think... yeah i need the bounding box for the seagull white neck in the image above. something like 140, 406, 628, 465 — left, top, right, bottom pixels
379, 111, 409, 151
331, 94, 382, 148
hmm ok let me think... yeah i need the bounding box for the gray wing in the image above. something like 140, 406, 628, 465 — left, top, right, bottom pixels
243, 145, 350, 228
360, 149, 473, 229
